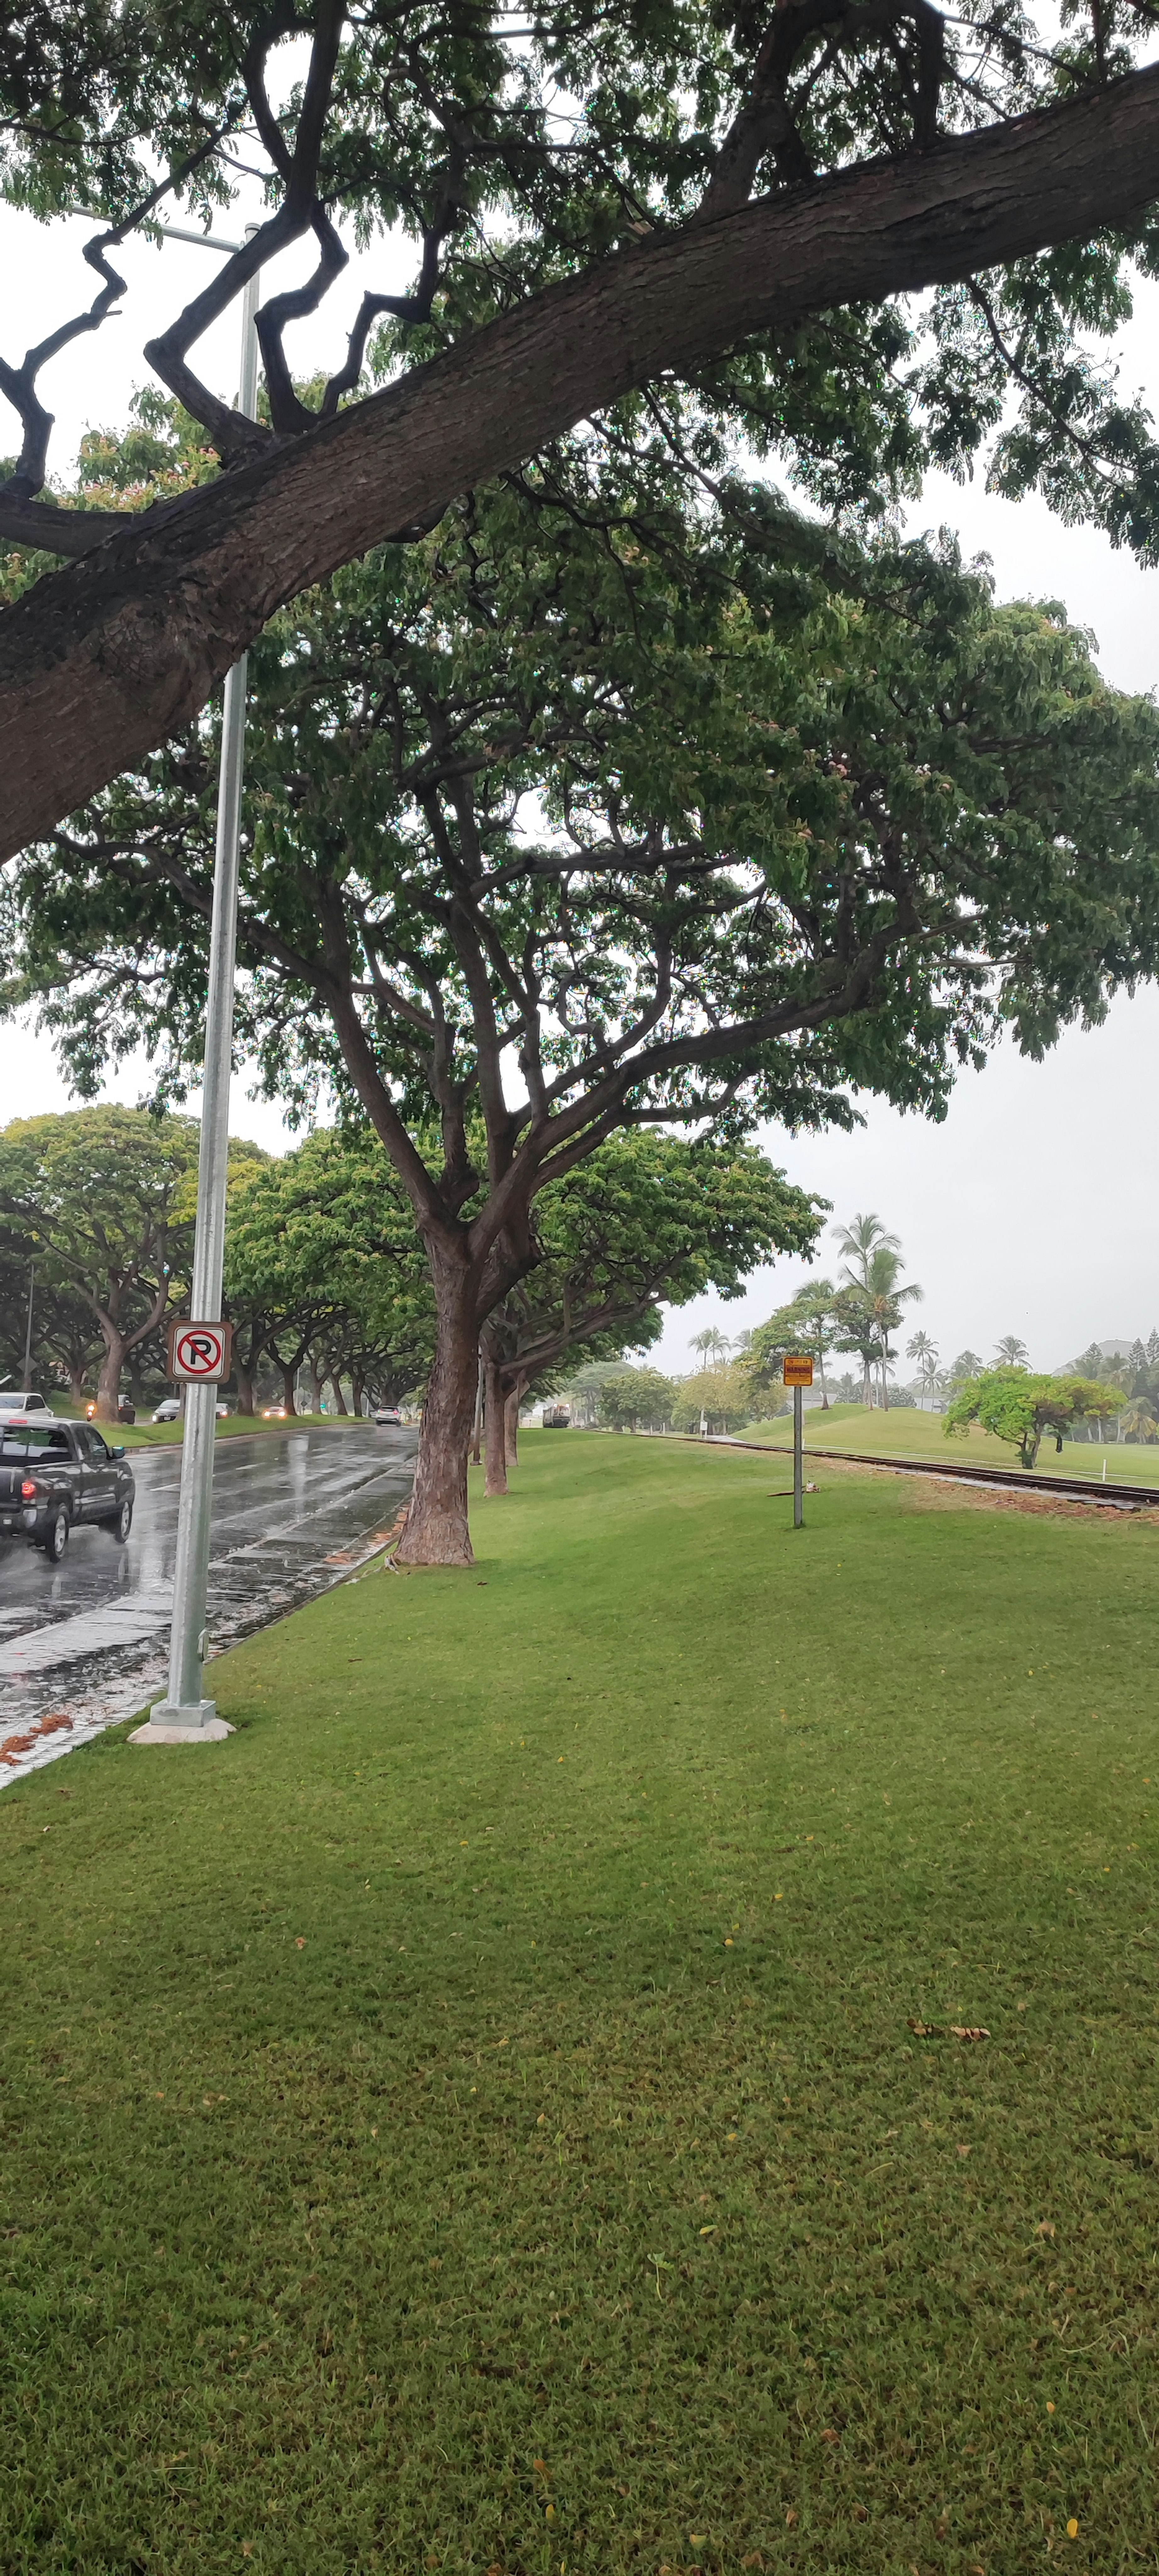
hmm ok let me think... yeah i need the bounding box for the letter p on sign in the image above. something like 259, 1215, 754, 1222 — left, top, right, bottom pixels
167, 1319, 234, 1382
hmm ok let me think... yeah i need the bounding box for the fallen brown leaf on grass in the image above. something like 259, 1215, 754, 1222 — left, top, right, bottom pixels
1035, 2220, 1057, 2238
908, 2019, 990, 2040
785, 2508, 799, 2527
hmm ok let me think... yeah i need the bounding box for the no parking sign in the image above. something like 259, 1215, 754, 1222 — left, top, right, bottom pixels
166, 1319, 234, 1383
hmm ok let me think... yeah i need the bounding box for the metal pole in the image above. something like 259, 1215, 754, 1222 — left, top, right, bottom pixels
137, 242, 260, 1744
22, 1265, 35, 1387
793, 1383, 804, 1528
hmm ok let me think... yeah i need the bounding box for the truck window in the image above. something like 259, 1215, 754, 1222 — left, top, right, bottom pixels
0, 1425, 72, 1462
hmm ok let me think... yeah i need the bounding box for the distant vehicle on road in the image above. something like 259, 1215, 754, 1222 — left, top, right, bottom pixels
0, 1418, 135, 1559
374, 1406, 403, 1425
0, 1391, 49, 1417
261, 1406, 287, 1419
542, 1405, 571, 1429
153, 1397, 231, 1423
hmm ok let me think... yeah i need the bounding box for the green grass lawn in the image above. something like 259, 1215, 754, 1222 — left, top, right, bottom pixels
3, 1433, 1157, 2574
737, 1403, 1159, 1487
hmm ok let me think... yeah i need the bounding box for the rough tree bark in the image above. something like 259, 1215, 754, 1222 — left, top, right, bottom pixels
484, 1357, 508, 1498
504, 1377, 526, 1467
94, 1328, 128, 1423
5, 66, 1159, 855
278, 1357, 298, 1415
397, 1241, 480, 1565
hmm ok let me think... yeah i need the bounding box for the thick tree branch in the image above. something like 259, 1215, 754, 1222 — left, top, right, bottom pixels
7, 63, 1159, 857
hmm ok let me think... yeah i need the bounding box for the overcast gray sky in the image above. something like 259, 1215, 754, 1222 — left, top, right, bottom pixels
3, 207, 1157, 1375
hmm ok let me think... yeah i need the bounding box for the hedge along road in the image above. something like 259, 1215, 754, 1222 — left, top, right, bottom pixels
0, 1424, 417, 1773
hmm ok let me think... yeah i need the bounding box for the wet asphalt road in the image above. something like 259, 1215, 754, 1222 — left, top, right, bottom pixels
0, 1424, 417, 1765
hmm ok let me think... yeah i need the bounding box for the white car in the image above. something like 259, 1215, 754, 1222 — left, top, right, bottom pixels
0, 1391, 49, 1416
374, 1406, 403, 1425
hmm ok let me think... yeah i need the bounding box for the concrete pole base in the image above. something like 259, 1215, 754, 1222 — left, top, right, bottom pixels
130, 1701, 235, 1744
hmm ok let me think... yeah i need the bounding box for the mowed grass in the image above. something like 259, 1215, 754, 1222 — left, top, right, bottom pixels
737, 1404, 1159, 1487
2, 1435, 1158, 2576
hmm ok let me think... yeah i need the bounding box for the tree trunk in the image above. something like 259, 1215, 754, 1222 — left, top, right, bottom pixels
397, 1246, 479, 1565
279, 1359, 298, 1416
504, 1377, 526, 1468
308, 1356, 326, 1412
235, 1354, 256, 1414
351, 1367, 366, 1418
484, 1358, 508, 1498
330, 1373, 349, 1416
67, 1358, 88, 1408
94, 1328, 126, 1424
471, 1358, 483, 1465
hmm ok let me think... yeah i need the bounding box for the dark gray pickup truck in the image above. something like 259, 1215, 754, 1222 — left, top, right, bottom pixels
0, 1418, 135, 1561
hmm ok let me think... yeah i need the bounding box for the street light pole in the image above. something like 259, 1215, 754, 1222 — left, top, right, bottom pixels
21, 1264, 35, 1387
133, 236, 259, 1747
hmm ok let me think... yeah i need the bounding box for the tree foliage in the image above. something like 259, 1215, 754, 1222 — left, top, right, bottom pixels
943, 1365, 1123, 1469
9, 461, 1159, 1552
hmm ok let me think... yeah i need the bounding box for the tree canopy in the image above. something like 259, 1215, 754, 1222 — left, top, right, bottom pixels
7, 1, 1159, 842
8, 462, 1159, 1552
0, 1105, 204, 1418
944, 1365, 1123, 1468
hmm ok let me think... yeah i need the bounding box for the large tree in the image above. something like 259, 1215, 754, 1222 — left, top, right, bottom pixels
225, 1123, 435, 1412
6, 1, 1159, 842
478, 1128, 820, 1492
8, 475, 1159, 1555
0, 1107, 201, 1418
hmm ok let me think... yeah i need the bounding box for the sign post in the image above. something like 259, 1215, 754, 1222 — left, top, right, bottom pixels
129, 247, 260, 1749
782, 1355, 813, 1526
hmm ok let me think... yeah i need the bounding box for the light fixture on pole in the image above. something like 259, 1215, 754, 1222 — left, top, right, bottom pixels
131, 228, 260, 1747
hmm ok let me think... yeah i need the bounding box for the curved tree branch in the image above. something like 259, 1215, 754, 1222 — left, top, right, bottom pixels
6, 63, 1159, 855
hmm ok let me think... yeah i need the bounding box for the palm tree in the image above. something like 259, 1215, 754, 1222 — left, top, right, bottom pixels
950, 1349, 984, 1385
831, 1212, 901, 1291
689, 1325, 729, 1372
994, 1335, 1030, 1367
907, 1328, 940, 1402
1121, 1398, 1157, 1444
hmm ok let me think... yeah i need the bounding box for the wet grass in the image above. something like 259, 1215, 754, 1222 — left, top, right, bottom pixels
734, 1405, 1159, 1486
2, 1433, 1157, 2575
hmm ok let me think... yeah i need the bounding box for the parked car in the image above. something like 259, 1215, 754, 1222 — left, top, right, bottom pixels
374, 1406, 403, 1425
542, 1406, 571, 1429
0, 1390, 49, 1417
0, 1417, 135, 1558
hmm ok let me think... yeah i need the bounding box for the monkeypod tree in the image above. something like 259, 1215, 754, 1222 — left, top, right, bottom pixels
9, 0, 1159, 846
9, 474, 1159, 1555
478, 1129, 820, 1494
0, 1107, 203, 1418
944, 1366, 1123, 1469
225, 1126, 435, 1413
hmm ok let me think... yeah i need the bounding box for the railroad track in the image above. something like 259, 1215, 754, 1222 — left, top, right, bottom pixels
712, 1437, 1159, 1512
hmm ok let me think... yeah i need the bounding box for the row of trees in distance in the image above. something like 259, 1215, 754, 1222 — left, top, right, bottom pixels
0, 1108, 820, 1432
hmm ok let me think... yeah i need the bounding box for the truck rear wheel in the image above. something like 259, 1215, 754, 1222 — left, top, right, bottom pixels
41, 1506, 69, 1562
